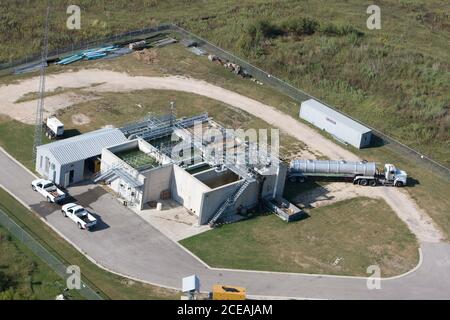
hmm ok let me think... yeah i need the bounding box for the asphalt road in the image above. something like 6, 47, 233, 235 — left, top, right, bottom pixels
0, 149, 449, 299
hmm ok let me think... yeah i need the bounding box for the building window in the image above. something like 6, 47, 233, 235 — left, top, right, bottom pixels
39, 156, 43, 168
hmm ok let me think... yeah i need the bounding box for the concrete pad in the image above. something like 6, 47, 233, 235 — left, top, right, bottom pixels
134, 199, 211, 241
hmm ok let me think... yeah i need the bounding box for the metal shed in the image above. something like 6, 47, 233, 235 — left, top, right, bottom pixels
299, 99, 372, 149
35, 128, 128, 187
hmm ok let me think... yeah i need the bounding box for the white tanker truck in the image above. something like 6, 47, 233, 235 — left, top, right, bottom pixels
288, 159, 407, 187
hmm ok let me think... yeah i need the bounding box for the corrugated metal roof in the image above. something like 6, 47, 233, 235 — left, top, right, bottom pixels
37, 128, 128, 165
301, 99, 371, 134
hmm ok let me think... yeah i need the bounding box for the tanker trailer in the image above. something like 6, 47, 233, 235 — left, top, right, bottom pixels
288, 159, 407, 187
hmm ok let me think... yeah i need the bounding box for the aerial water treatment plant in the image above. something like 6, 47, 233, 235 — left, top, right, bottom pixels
35, 111, 293, 226
2, 2, 449, 302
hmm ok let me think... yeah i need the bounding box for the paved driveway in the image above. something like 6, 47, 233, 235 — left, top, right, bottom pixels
1, 149, 449, 299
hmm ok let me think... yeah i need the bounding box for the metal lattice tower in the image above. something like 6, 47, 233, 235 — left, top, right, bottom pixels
32, 6, 51, 162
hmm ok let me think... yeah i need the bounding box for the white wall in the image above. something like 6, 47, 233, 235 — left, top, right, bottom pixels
199, 180, 259, 225
171, 164, 210, 216
142, 164, 173, 203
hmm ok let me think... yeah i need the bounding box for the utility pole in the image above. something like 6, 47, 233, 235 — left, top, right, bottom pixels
33, 5, 51, 162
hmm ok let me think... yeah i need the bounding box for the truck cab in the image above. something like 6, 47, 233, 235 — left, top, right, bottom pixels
384, 164, 407, 187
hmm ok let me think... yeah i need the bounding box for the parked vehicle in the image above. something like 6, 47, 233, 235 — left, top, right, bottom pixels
288, 160, 407, 187
45, 116, 64, 139
31, 179, 66, 203
61, 203, 97, 230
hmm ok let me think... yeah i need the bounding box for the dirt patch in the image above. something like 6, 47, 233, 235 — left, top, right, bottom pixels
71, 113, 91, 125
293, 182, 444, 243
133, 49, 159, 64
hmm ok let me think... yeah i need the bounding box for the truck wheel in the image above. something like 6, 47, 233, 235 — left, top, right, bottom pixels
61, 210, 66, 217
370, 180, 377, 187
289, 176, 297, 183
47, 197, 52, 203
32, 185, 36, 191
359, 179, 368, 186
298, 177, 306, 183
395, 181, 404, 187
77, 222, 82, 229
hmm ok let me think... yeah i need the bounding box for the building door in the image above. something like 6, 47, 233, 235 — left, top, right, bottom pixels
69, 170, 74, 184
64, 172, 70, 187
63, 170, 75, 187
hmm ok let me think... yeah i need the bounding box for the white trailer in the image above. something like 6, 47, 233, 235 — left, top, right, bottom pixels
299, 99, 372, 149
45, 117, 64, 139
289, 159, 407, 187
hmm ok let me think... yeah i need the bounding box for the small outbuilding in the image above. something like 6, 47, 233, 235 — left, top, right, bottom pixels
35, 128, 128, 187
299, 99, 372, 149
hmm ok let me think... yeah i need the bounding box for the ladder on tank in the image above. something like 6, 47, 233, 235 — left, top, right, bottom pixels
208, 179, 252, 227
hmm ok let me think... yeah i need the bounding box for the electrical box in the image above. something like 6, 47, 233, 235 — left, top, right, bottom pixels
182, 275, 200, 293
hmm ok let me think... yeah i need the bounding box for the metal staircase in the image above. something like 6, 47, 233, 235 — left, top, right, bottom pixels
208, 179, 252, 227
93, 163, 143, 188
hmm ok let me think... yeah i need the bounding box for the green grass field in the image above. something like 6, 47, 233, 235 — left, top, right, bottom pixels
0, 0, 448, 166
0, 224, 84, 300
180, 197, 419, 277
0, 187, 180, 300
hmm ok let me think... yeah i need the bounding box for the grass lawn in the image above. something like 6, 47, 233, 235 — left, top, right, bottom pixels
0, 187, 180, 300
180, 197, 419, 277
0, 224, 84, 300
0, 115, 50, 170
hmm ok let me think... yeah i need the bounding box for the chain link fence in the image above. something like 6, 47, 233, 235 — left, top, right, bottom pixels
1, 23, 448, 180
0, 24, 174, 75
0, 208, 103, 300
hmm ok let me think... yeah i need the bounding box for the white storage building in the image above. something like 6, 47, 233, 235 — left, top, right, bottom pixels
299, 99, 372, 149
35, 128, 128, 187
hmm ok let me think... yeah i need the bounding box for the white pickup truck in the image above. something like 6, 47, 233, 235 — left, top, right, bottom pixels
61, 203, 97, 230
31, 179, 66, 203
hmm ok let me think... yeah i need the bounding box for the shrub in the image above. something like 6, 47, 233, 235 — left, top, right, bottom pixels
321, 23, 364, 37
252, 19, 283, 38
281, 17, 319, 36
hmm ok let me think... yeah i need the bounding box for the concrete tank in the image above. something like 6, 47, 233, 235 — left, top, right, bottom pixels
290, 160, 376, 177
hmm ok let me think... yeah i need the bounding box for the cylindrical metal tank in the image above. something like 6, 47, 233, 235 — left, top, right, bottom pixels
289, 160, 376, 177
